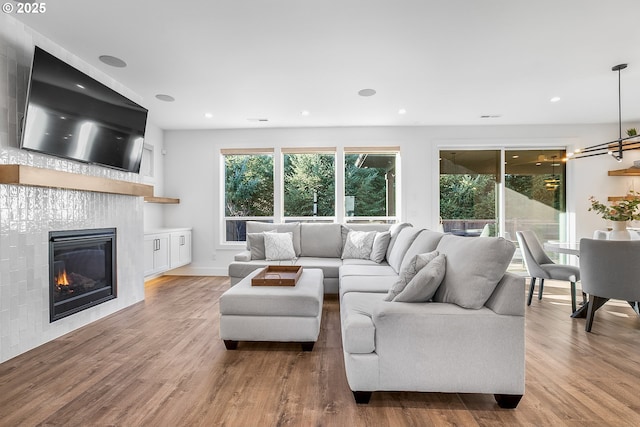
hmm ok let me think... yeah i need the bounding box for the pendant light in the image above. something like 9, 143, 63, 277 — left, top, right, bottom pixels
570, 64, 639, 162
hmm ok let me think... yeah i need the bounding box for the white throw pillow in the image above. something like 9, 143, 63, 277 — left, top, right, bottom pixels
393, 253, 446, 302
370, 231, 391, 263
384, 251, 439, 301
264, 232, 296, 261
341, 230, 377, 260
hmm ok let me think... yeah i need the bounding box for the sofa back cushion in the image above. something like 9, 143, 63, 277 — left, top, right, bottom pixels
246, 221, 302, 256
398, 230, 445, 274
385, 222, 412, 261
387, 226, 423, 273
433, 235, 516, 309
300, 223, 343, 258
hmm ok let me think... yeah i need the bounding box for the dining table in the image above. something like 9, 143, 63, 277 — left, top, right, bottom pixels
543, 240, 640, 318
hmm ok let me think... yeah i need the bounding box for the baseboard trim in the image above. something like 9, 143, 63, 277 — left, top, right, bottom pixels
164, 266, 228, 276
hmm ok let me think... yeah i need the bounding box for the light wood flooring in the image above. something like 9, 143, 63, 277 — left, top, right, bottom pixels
0, 276, 639, 427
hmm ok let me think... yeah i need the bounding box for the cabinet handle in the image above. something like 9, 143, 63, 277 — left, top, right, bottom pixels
154, 238, 160, 251
180, 235, 185, 245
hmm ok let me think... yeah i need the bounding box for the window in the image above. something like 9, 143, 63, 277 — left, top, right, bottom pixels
222, 149, 274, 242
344, 147, 399, 223
221, 146, 400, 243
283, 148, 336, 220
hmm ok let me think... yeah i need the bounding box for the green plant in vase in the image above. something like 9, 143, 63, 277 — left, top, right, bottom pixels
588, 192, 640, 222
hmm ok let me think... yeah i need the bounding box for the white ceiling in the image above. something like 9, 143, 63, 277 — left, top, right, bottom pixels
13, 0, 640, 130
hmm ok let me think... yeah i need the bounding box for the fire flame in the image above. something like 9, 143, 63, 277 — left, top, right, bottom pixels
56, 268, 70, 287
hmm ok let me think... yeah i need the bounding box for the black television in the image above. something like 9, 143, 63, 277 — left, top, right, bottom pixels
20, 47, 148, 173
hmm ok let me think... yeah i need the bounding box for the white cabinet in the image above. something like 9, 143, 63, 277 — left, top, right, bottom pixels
144, 228, 192, 276
144, 233, 170, 276
170, 230, 192, 269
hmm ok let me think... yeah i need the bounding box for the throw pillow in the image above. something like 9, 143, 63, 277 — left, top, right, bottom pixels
393, 253, 446, 302
369, 231, 391, 263
247, 231, 274, 260
264, 231, 296, 261
433, 235, 516, 309
384, 251, 439, 301
341, 230, 377, 260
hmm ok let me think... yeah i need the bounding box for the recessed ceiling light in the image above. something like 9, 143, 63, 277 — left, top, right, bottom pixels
301, 110, 310, 116
512, 155, 519, 159
98, 55, 127, 68
550, 96, 561, 103
358, 88, 376, 97
398, 108, 407, 115
76, 84, 85, 89
155, 94, 175, 102
535, 162, 542, 166
204, 113, 213, 118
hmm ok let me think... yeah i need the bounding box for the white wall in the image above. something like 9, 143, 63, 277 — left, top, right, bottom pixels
163, 124, 640, 276
142, 123, 166, 230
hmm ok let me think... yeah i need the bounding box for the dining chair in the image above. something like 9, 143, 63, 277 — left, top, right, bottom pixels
516, 230, 581, 312
578, 238, 640, 332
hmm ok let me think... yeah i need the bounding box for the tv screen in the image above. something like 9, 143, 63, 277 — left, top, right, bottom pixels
20, 46, 148, 173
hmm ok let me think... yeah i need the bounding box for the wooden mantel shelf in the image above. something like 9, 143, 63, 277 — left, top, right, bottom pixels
608, 168, 640, 176
0, 164, 153, 197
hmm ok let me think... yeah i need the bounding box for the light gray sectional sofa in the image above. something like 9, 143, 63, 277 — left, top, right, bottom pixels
228, 221, 525, 408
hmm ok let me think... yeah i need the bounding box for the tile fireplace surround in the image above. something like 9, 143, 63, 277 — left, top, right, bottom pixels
0, 153, 146, 363
0, 16, 146, 363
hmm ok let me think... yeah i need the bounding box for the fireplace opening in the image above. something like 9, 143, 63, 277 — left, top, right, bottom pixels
49, 228, 117, 322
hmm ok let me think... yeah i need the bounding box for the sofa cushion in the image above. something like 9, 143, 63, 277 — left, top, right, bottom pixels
385, 251, 439, 301
247, 221, 302, 256
433, 235, 516, 309
300, 223, 343, 258
385, 222, 412, 261
342, 230, 377, 260
340, 275, 397, 299
387, 227, 423, 273
393, 253, 446, 302
264, 232, 296, 261
397, 230, 444, 274
341, 292, 385, 354
339, 264, 397, 279
370, 231, 391, 263
294, 257, 343, 279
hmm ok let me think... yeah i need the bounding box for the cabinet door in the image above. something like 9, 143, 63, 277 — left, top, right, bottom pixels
143, 236, 156, 276
170, 231, 192, 269
154, 234, 171, 272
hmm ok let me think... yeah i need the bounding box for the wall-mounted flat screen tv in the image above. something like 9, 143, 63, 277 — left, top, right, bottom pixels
20, 46, 148, 173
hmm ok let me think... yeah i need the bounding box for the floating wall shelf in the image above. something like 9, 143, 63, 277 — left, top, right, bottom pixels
0, 164, 154, 197
608, 168, 640, 176
144, 196, 180, 204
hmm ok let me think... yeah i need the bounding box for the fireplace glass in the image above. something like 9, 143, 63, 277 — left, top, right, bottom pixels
49, 228, 117, 322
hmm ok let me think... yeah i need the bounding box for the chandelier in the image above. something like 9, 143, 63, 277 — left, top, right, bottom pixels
570, 64, 639, 162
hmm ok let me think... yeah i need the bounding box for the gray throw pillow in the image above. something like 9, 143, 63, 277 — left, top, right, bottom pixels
370, 231, 391, 263
264, 232, 296, 261
433, 235, 515, 309
384, 251, 439, 301
342, 230, 377, 260
393, 253, 446, 302
247, 231, 274, 260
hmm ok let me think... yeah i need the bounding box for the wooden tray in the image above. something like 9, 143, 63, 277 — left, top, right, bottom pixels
251, 266, 303, 286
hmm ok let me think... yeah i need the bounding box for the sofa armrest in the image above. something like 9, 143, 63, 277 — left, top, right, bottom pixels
234, 250, 251, 262
484, 272, 525, 316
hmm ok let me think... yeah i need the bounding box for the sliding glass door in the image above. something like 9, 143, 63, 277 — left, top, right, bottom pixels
440, 148, 566, 270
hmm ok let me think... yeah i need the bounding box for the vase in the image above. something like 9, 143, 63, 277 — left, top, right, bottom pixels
609, 221, 631, 240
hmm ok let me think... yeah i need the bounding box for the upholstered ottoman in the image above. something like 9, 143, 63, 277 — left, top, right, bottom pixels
220, 268, 324, 351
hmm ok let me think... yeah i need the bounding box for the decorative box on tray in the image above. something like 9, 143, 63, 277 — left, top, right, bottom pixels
251, 265, 303, 286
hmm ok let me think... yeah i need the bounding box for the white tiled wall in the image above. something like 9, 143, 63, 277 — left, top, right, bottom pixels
0, 14, 146, 363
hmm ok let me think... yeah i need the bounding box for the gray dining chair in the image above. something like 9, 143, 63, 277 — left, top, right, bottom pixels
579, 238, 640, 332
516, 230, 581, 312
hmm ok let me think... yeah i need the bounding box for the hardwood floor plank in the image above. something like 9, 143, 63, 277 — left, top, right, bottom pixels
0, 277, 639, 426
